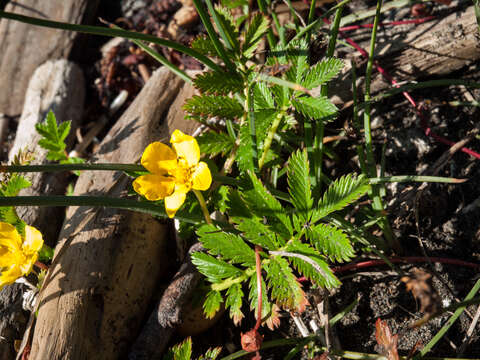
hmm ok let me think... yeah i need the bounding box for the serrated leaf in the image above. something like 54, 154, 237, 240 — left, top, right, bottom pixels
57, 121, 71, 142
241, 171, 292, 238
38, 139, 64, 153
292, 96, 337, 120
284, 240, 340, 288
214, 6, 240, 52
312, 174, 370, 222
212, 185, 230, 213
191, 35, 218, 57
284, 38, 309, 83
234, 216, 280, 249
242, 13, 269, 58
236, 124, 254, 173
197, 224, 255, 266
197, 131, 234, 157
0, 174, 30, 235
221, 0, 248, 8
183, 95, 243, 121
287, 149, 312, 223
170, 337, 192, 360
225, 282, 244, 325
46, 151, 68, 162
265, 256, 307, 311
191, 252, 243, 283
253, 81, 275, 109
302, 58, 344, 89
199, 347, 222, 360
254, 109, 278, 151
248, 273, 271, 320
194, 71, 243, 95
307, 223, 354, 262
203, 290, 223, 319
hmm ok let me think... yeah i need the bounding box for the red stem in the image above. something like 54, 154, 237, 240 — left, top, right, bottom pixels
339, 17, 435, 31
35, 261, 48, 271
254, 245, 263, 331
323, 18, 480, 160
332, 256, 480, 273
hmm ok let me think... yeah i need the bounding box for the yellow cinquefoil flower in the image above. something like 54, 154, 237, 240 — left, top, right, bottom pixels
133, 129, 212, 218
0, 222, 44, 289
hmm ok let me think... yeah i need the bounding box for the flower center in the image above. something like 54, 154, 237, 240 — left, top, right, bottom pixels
175, 158, 196, 189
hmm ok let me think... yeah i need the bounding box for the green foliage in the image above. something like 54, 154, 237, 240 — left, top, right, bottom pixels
307, 224, 354, 263
35, 111, 84, 167
225, 282, 244, 324
203, 290, 223, 319
236, 124, 255, 172
0, 173, 31, 235
214, 6, 240, 52
242, 13, 269, 58
197, 131, 234, 157
302, 58, 344, 89
287, 149, 312, 223
163, 337, 222, 360
292, 96, 337, 120
193, 71, 243, 95
312, 174, 370, 223
183, 95, 243, 121
190, 35, 218, 57
197, 224, 255, 266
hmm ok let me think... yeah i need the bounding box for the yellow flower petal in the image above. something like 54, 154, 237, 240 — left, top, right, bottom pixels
192, 162, 212, 191
164, 188, 187, 218
141, 142, 177, 175
170, 130, 200, 167
133, 174, 175, 201
0, 222, 22, 251
0, 250, 18, 268
23, 225, 44, 255
0, 265, 23, 288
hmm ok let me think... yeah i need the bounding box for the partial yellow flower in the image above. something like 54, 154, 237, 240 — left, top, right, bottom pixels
133, 129, 212, 218
0, 222, 44, 289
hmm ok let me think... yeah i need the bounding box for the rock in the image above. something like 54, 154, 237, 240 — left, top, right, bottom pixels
0, 0, 100, 116
8, 59, 85, 245
29, 66, 192, 360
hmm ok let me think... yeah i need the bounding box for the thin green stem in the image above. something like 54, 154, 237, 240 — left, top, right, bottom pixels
0, 10, 221, 73
0, 196, 202, 223
362, 0, 399, 253
307, 0, 318, 42
257, 0, 277, 49
415, 278, 480, 358
192, 0, 236, 72
369, 175, 466, 184
246, 85, 258, 171
193, 190, 212, 224
259, 111, 284, 170
312, 5, 343, 199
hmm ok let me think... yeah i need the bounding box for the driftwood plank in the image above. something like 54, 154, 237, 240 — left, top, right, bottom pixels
0, 0, 99, 116
329, 6, 480, 105
28, 67, 186, 360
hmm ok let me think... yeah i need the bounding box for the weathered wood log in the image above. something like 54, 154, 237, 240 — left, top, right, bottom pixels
329, 6, 480, 105
0, 0, 100, 116
0, 59, 84, 360
28, 66, 191, 360
8, 59, 85, 244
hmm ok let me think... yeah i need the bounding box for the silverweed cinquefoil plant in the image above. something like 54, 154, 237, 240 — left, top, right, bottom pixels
133, 130, 212, 218
0, 222, 43, 289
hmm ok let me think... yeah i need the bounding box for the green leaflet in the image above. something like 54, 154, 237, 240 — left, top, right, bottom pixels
193, 71, 243, 95
236, 123, 255, 173
190, 35, 218, 57
302, 57, 344, 90
203, 290, 223, 319
285, 240, 341, 289
242, 13, 269, 58
234, 216, 281, 249
291, 96, 337, 121
241, 171, 292, 238
0, 173, 31, 236
225, 282, 244, 324
183, 95, 243, 121
284, 38, 309, 84
197, 131, 234, 157
191, 252, 242, 283
213, 6, 240, 53
287, 149, 313, 223
307, 223, 355, 263
196, 224, 255, 266
248, 272, 271, 320
265, 256, 306, 311
311, 174, 370, 223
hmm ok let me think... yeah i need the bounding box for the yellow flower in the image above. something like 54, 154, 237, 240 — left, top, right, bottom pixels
133, 129, 212, 218
0, 222, 44, 289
